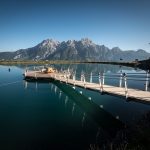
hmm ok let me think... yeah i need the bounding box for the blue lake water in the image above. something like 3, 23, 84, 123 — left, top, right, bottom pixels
0, 64, 150, 149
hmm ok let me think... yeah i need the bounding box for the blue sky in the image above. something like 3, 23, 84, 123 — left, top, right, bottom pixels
0, 0, 150, 52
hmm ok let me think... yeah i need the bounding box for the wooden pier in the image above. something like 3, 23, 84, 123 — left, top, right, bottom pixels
24, 70, 150, 103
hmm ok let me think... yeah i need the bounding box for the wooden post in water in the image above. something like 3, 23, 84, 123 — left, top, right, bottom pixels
119, 73, 123, 87
145, 70, 149, 91
90, 72, 92, 83
123, 73, 128, 99
72, 103, 76, 116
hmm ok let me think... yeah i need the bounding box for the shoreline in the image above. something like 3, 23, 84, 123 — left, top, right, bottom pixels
0, 60, 138, 66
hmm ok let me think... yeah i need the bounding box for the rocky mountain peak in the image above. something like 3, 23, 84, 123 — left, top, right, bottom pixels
39, 39, 59, 48
80, 38, 93, 46
137, 49, 146, 53
66, 40, 75, 47
111, 47, 121, 52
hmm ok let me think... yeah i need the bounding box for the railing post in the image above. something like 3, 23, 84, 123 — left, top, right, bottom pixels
99, 72, 103, 93
119, 73, 123, 87
83, 73, 86, 88
66, 72, 68, 83
101, 73, 103, 91
67, 74, 68, 83
90, 72, 92, 83
24, 68, 27, 77
60, 75, 62, 82
25, 67, 27, 72
24, 71, 26, 77
123, 73, 128, 99
145, 70, 149, 91
73, 72, 76, 86
102, 72, 105, 85
81, 72, 83, 81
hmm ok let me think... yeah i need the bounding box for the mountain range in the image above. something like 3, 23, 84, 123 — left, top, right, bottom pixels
0, 38, 150, 61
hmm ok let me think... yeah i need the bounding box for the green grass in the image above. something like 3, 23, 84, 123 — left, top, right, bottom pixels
0, 60, 138, 67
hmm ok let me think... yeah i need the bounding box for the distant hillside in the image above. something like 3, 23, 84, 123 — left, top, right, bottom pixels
138, 59, 150, 70
0, 38, 150, 61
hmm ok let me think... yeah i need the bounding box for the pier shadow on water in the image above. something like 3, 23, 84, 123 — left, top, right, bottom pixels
53, 80, 124, 135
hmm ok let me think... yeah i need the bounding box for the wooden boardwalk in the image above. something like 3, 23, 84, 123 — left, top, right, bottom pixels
24, 71, 150, 103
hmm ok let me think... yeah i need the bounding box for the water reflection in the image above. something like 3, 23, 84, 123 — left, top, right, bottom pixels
53, 63, 143, 76
53, 80, 124, 136
82, 112, 86, 127
54, 85, 57, 94
59, 91, 62, 99
24, 80, 28, 89
100, 105, 103, 109
51, 83, 54, 91
88, 97, 92, 101
72, 103, 76, 116
35, 82, 38, 91
65, 96, 68, 107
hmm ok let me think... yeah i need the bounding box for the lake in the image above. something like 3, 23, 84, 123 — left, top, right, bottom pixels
0, 64, 150, 150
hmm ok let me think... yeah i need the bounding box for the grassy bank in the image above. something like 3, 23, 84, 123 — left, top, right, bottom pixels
0, 60, 138, 67
0, 60, 77, 65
